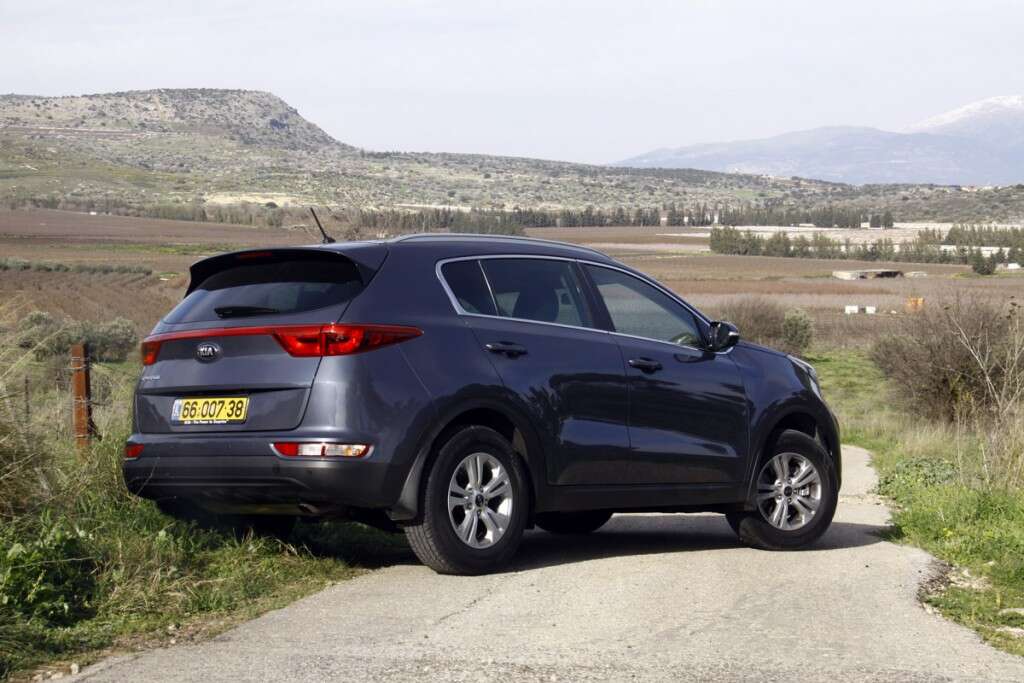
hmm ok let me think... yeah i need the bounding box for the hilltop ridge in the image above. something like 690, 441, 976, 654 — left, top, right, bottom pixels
0, 88, 346, 152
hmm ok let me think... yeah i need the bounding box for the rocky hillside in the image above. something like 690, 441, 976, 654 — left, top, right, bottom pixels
1, 89, 1022, 221
0, 89, 344, 152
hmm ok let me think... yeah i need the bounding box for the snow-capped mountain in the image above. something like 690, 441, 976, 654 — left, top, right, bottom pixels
906, 95, 1024, 149
618, 96, 1024, 186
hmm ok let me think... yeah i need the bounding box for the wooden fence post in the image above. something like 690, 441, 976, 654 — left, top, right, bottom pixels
70, 343, 94, 452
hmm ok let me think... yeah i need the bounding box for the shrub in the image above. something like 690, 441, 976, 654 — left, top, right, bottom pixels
781, 308, 814, 357
870, 298, 1023, 423
18, 312, 138, 363
717, 297, 813, 355
716, 297, 785, 348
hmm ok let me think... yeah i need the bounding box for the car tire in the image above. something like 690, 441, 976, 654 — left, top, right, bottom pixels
404, 425, 529, 575
726, 430, 838, 550
535, 510, 612, 535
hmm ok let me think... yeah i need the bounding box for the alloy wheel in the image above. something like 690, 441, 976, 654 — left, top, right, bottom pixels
447, 451, 514, 548
756, 451, 822, 531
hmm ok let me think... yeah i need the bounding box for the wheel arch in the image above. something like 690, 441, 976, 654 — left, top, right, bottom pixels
387, 398, 546, 523
745, 408, 841, 505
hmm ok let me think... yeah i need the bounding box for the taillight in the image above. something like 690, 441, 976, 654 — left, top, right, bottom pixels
139, 324, 421, 364
124, 443, 144, 459
272, 442, 369, 458
274, 324, 422, 357
141, 340, 161, 366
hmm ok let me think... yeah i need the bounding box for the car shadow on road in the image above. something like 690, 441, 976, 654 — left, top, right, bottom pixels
509, 514, 889, 572
299, 514, 891, 573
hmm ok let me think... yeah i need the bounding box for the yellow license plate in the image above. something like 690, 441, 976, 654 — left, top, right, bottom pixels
171, 397, 249, 425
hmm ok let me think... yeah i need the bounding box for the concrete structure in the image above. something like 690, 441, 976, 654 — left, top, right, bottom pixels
833, 269, 903, 280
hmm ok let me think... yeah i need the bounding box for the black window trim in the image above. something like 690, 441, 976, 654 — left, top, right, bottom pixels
435, 254, 731, 354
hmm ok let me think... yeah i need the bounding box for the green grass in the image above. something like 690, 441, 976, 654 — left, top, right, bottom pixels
0, 368, 408, 679
812, 349, 1024, 656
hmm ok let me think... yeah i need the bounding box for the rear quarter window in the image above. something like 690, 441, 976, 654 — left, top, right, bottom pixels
440, 260, 497, 316
165, 253, 363, 324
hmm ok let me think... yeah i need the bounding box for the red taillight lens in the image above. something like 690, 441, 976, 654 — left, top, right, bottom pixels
124, 443, 144, 459
272, 326, 324, 356
273, 324, 422, 357
140, 324, 420, 362
141, 340, 162, 365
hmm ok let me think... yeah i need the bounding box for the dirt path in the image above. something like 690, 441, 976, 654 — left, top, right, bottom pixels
75, 447, 1024, 682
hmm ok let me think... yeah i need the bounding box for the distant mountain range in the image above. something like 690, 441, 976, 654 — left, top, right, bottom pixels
2, 89, 1024, 221
617, 96, 1024, 186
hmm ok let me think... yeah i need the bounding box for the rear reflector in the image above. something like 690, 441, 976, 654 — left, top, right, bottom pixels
272, 442, 369, 458
140, 324, 422, 365
124, 443, 144, 459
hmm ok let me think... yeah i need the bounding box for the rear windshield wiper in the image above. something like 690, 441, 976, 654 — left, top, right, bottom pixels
214, 305, 281, 319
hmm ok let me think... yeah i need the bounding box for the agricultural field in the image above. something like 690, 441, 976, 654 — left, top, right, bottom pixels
2, 209, 1020, 343
529, 224, 1023, 346
0, 209, 312, 332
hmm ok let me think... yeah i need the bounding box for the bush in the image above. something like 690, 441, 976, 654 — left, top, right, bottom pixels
716, 297, 785, 348
870, 298, 1023, 423
717, 297, 813, 355
781, 308, 814, 357
18, 312, 138, 363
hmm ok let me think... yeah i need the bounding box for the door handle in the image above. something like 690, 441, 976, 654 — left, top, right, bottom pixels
485, 341, 528, 358
628, 357, 662, 373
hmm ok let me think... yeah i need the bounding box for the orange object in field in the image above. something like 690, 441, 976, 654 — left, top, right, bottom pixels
905, 297, 925, 312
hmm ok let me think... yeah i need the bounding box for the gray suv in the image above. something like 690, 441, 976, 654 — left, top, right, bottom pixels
125, 235, 840, 574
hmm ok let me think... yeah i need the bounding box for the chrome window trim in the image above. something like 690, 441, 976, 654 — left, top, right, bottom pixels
436, 255, 606, 337
435, 254, 729, 354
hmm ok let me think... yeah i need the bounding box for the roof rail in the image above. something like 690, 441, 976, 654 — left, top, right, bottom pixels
390, 232, 608, 258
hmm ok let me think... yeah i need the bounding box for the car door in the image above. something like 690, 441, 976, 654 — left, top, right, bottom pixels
582, 263, 749, 485
438, 256, 630, 486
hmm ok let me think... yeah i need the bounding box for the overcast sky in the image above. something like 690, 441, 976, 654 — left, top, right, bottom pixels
2, 0, 1022, 163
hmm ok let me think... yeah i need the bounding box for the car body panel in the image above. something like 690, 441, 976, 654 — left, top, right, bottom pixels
610, 336, 750, 484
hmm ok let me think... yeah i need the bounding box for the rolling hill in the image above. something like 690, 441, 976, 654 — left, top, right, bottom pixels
619, 96, 1024, 187
1, 89, 1023, 222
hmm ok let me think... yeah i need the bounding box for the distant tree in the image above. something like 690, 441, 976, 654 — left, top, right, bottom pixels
882, 211, 894, 228
970, 250, 996, 275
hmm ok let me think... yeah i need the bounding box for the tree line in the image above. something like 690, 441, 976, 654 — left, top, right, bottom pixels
716, 204, 892, 229
709, 226, 1022, 267
9, 195, 905, 232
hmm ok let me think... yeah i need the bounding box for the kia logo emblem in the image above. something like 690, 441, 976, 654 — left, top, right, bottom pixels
195, 342, 221, 362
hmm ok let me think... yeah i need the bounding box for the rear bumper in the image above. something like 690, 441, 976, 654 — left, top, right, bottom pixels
122, 434, 408, 514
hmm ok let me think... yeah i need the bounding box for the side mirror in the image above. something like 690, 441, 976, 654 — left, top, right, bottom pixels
707, 321, 740, 352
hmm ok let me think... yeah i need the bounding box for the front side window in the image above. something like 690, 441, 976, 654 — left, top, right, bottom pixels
585, 265, 702, 347
481, 258, 593, 327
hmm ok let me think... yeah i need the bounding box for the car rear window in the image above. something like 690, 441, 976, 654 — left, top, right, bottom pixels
164, 252, 364, 324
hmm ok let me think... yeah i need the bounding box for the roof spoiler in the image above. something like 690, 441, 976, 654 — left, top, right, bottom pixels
186, 245, 387, 295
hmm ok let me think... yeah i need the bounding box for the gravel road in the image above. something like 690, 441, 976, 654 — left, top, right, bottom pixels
75, 446, 1024, 682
